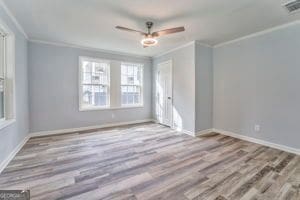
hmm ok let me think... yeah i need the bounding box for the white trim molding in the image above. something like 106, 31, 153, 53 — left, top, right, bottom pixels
212, 128, 300, 155
29, 39, 151, 60
180, 129, 196, 137
0, 135, 30, 174
30, 119, 154, 137
153, 40, 212, 59
214, 20, 300, 48
0, 119, 15, 130
195, 40, 213, 48
179, 129, 213, 137
195, 129, 214, 137
153, 41, 195, 58
0, 0, 28, 39
178, 126, 300, 155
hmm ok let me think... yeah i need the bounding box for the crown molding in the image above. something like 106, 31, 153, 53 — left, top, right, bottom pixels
153, 40, 212, 59
153, 41, 195, 58
214, 20, 300, 48
194, 40, 213, 48
29, 39, 152, 60
0, 0, 28, 39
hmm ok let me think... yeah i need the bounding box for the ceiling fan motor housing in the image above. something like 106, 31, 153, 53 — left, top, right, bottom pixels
146, 22, 153, 29
146, 22, 153, 34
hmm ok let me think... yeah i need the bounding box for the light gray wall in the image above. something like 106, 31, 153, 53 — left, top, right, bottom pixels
0, 8, 29, 164
28, 42, 152, 133
195, 43, 213, 132
153, 43, 196, 133
214, 23, 300, 149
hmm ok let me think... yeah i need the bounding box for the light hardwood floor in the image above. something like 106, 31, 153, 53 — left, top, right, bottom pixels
0, 123, 299, 200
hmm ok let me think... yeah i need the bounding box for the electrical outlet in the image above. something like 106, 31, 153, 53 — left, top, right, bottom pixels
111, 113, 115, 119
254, 125, 260, 132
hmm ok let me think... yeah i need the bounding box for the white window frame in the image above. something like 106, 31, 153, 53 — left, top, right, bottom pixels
0, 18, 16, 130
121, 62, 144, 108
79, 56, 111, 111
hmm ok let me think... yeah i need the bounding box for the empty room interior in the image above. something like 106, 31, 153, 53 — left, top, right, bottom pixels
0, 0, 300, 199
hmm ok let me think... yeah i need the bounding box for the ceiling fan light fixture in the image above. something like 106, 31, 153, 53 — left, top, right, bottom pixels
141, 37, 158, 47
116, 21, 184, 47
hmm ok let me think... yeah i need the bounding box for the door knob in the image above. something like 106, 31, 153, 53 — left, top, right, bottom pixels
168, 97, 172, 100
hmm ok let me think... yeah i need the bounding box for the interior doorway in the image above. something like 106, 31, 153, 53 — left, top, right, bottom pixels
155, 60, 173, 127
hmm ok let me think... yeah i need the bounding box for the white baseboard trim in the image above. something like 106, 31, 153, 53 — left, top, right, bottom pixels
170, 125, 196, 137
212, 128, 300, 155
195, 129, 214, 137
177, 128, 214, 137
171, 127, 214, 137
180, 129, 196, 137
30, 119, 155, 137
0, 135, 30, 174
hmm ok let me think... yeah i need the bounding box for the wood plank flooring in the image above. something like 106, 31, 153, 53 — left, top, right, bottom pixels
0, 123, 299, 200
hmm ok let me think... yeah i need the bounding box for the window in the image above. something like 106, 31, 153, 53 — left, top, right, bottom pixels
79, 57, 110, 110
0, 25, 16, 129
78, 58, 144, 111
121, 63, 143, 106
0, 32, 5, 120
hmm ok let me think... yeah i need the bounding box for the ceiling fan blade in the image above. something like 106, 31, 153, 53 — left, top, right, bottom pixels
116, 26, 147, 35
152, 27, 185, 37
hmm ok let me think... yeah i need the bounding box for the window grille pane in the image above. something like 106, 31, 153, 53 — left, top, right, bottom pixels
0, 79, 4, 119
128, 94, 134, 104
94, 85, 108, 107
127, 76, 134, 85
0, 36, 4, 119
121, 85, 141, 106
121, 74, 127, 85
95, 63, 105, 73
0, 36, 4, 79
128, 66, 134, 76
82, 85, 108, 108
82, 85, 92, 106
83, 72, 92, 84
82, 61, 92, 73
121, 86, 128, 105
136, 67, 141, 85
134, 93, 140, 104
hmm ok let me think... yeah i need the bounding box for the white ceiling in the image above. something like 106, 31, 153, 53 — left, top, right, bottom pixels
3, 0, 300, 57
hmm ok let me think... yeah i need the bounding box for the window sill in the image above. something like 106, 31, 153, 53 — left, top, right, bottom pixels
0, 119, 16, 130
79, 105, 144, 112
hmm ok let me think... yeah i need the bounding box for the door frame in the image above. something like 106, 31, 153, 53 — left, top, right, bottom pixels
156, 59, 173, 128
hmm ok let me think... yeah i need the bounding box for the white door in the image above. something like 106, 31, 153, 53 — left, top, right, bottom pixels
156, 61, 172, 127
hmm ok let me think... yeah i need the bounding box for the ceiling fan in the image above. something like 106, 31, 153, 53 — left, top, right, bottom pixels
116, 22, 185, 47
